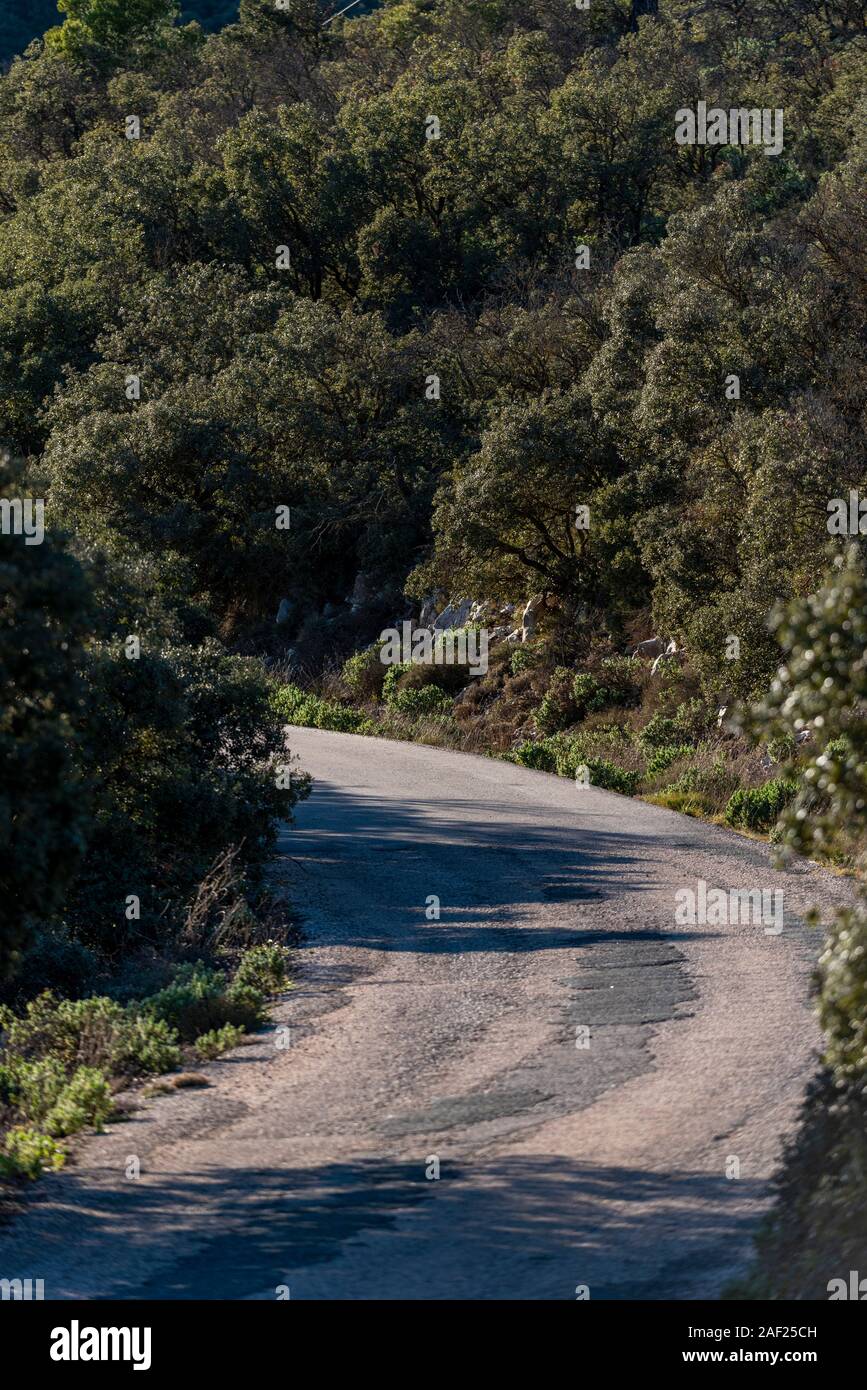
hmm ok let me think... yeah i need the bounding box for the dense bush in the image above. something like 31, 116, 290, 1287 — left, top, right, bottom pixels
0, 1128, 66, 1180
389, 684, 452, 718
645, 744, 694, 778
0, 458, 92, 977
724, 779, 798, 832
193, 1023, 245, 1060
232, 941, 291, 996
272, 681, 374, 733
534, 668, 580, 736
340, 647, 387, 702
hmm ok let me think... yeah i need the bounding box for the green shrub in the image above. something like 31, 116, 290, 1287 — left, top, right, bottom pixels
511, 740, 558, 772
725, 778, 799, 831
340, 647, 386, 701
111, 1012, 182, 1077
142, 961, 264, 1042
509, 739, 638, 794
270, 682, 319, 725
638, 713, 684, 749
510, 648, 533, 676
817, 902, 867, 1080
193, 1023, 245, 1060
270, 683, 372, 734
660, 755, 741, 811
534, 668, 578, 735
314, 701, 373, 733
0, 991, 180, 1078
382, 662, 413, 706
233, 941, 292, 996
390, 684, 452, 717
5, 1057, 113, 1136
645, 743, 694, 777
43, 1068, 113, 1137
571, 673, 608, 717
0, 1128, 66, 1180
598, 656, 644, 706
585, 760, 640, 795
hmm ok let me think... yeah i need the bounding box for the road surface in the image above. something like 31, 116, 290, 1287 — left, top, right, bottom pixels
0, 729, 851, 1299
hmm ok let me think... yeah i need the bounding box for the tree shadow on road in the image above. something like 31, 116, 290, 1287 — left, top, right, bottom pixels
23, 1154, 767, 1301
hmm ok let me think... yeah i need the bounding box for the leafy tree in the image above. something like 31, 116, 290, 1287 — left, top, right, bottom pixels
0, 456, 92, 978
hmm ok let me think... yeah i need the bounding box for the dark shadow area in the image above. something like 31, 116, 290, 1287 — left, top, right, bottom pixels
275, 779, 790, 954
32, 1154, 770, 1301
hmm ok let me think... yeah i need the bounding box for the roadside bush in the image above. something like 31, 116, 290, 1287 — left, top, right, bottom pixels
586, 760, 640, 795
725, 778, 798, 832
638, 713, 684, 749
0, 1128, 66, 1180
6, 1057, 112, 1136
271, 683, 372, 734
0, 991, 181, 1077
141, 962, 265, 1042
193, 1024, 245, 1061
232, 942, 291, 996
110, 1012, 182, 1077
510, 740, 558, 772
382, 663, 413, 706
535, 668, 578, 735
644, 744, 694, 777
44, 1068, 113, 1137
598, 656, 644, 707
571, 673, 608, 718
390, 684, 452, 718
818, 901, 867, 1081
270, 682, 319, 724
340, 647, 386, 701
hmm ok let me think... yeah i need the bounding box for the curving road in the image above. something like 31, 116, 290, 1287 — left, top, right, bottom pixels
0, 729, 853, 1299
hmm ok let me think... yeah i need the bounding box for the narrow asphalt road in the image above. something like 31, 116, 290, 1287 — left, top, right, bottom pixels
0, 729, 852, 1300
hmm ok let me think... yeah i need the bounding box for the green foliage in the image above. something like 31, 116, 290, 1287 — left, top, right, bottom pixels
5, 1056, 112, 1136
746, 551, 867, 1080
534, 668, 578, 735
571, 673, 609, 717
0, 1128, 66, 1180
637, 713, 684, 750
509, 733, 638, 795
390, 684, 452, 718
110, 1011, 182, 1076
381, 663, 413, 707
0, 458, 92, 977
340, 647, 386, 702
232, 941, 291, 995
271, 682, 373, 733
584, 760, 640, 796
644, 744, 694, 778
193, 1022, 244, 1059
510, 740, 557, 773
724, 779, 798, 832
0, 990, 181, 1078
141, 961, 264, 1041
45, 0, 180, 59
